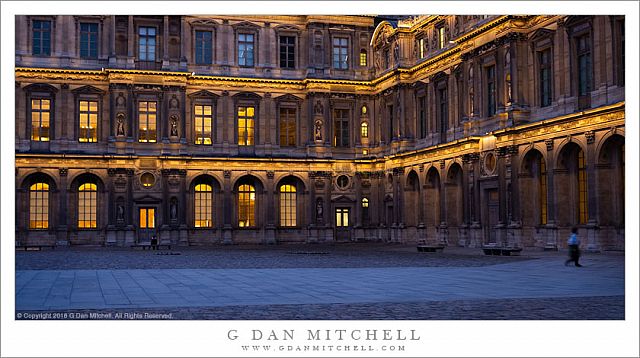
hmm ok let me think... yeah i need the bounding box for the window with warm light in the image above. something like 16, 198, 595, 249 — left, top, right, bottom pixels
577, 149, 588, 224
279, 108, 296, 147
31, 99, 51, 142
79, 100, 98, 142
360, 122, 368, 138
359, 49, 367, 66
279, 184, 296, 227
539, 156, 548, 225
194, 104, 213, 145
78, 182, 97, 229
29, 182, 49, 229
418, 38, 425, 58
361, 198, 369, 208
238, 184, 255, 227
138, 101, 157, 143
238, 106, 255, 146
336, 208, 349, 227
333, 109, 349, 147
437, 26, 446, 49
194, 183, 213, 228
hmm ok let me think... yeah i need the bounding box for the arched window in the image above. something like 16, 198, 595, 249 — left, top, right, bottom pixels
78, 182, 97, 228
29, 182, 49, 229
238, 184, 255, 227
279, 184, 297, 227
360, 122, 369, 138
359, 49, 367, 66
538, 156, 548, 225
361, 198, 369, 208
194, 184, 213, 227
577, 148, 588, 224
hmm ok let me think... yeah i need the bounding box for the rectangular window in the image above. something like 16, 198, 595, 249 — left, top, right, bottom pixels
486, 65, 496, 116
576, 34, 592, 96
418, 38, 425, 59
29, 183, 49, 229
418, 96, 426, 139
279, 184, 297, 227
333, 109, 349, 148
438, 26, 446, 49
138, 101, 157, 143
139, 208, 155, 228
279, 108, 296, 147
194, 184, 213, 228
332, 37, 348, 69
32, 20, 51, 56
359, 50, 367, 67
194, 104, 213, 145
279, 36, 295, 69
139, 27, 156, 61
438, 87, 448, 136
78, 183, 97, 229
80, 23, 99, 59
78, 100, 98, 143
578, 149, 588, 224
538, 49, 552, 107
238, 106, 255, 146
31, 99, 51, 142
195, 30, 213, 64
238, 33, 254, 67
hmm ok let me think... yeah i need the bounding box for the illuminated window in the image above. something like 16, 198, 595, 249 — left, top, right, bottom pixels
140, 173, 155, 188
539, 156, 548, 225
360, 122, 368, 138
577, 149, 588, 224
437, 26, 446, 49
238, 184, 255, 227
194, 104, 213, 145
279, 108, 296, 147
31, 99, 51, 142
194, 184, 213, 228
362, 198, 369, 223
32, 20, 51, 56
336, 208, 349, 227
138, 27, 156, 61
238, 106, 255, 146
361, 105, 367, 115
29, 182, 49, 229
280, 36, 295, 69
78, 182, 97, 229
79, 100, 98, 142
139, 208, 155, 228
138, 101, 157, 143
80, 23, 98, 59
333, 109, 349, 148
361, 198, 369, 208
359, 49, 367, 66
418, 38, 425, 59
238, 33, 254, 67
486, 65, 496, 116
279, 184, 297, 227
333, 37, 348, 69
195, 30, 213, 64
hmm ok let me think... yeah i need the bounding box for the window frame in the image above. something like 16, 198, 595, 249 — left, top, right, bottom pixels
437, 24, 446, 50
237, 32, 256, 67
137, 100, 158, 143
77, 181, 98, 229
194, 29, 214, 65
332, 107, 350, 148
77, 99, 99, 143
138, 25, 157, 62
237, 183, 256, 228
31, 18, 52, 56
359, 49, 368, 67
29, 182, 50, 230
278, 106, 297, 147
485, 64, 497, 117
194, 183, 214, 228
79, 21, 99, 59
279, 35, 296, 69
332, 36, 349, 70
278, 183, 297, 228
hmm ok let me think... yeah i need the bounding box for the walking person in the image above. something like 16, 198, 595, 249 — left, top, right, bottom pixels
151, 235, 158, 250
565, 227, 583, 267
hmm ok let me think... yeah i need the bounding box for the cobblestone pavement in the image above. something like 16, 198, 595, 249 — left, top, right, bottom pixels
16, 243, 535, 270
15, 245, 624, 319
16, 295, 623, 320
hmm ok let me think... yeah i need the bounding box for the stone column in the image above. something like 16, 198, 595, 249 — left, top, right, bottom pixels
56, 168, 69, 245
264, 171, 276, 244
544, 139, 559, 250
585, 131, 600, 251
222, 170, 233, 244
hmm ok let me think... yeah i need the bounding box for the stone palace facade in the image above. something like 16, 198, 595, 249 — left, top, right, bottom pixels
15, 15, 625, 250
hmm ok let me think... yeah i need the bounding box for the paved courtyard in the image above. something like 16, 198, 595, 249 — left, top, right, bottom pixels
15, 244, 625, 319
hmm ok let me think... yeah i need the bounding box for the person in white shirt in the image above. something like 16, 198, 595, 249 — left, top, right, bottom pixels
564, 227, 583, 267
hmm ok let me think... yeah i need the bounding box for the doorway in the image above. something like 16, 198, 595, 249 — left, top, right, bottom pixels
138, 207, 156, 243
484, 189, 499, 244
335, 207, 350, 241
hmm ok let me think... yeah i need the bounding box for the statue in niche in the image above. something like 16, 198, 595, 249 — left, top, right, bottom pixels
116, 113, 126, 136
116, 203, 124, 221
314, 120, 323, 141
170, 198, 178, 221
169, 95, 179, 109
316, 198, 324, 220
170, 115, 179, 137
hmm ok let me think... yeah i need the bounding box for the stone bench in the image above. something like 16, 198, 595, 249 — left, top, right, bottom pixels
15, 245, 56, 251
482, 246, 522, 256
